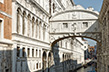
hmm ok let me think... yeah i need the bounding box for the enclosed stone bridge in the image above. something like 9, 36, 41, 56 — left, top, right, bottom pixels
50, 8, 101, 47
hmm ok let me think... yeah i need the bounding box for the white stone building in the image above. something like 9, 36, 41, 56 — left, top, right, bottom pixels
10, 0, 98, 72
12, 0, 50, 72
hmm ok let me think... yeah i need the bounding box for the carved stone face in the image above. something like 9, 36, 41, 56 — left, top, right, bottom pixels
71, 23, 76, 31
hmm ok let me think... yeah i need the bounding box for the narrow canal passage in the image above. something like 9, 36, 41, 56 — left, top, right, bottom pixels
76, 62, 96, 72
77, 66, 94, 72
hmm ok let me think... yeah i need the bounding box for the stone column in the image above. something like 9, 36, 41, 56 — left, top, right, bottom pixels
38, 49, 39, 57
30, 47, 32, 57
34, 48, 36, 57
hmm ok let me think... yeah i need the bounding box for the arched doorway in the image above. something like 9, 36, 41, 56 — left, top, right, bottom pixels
48, 52, 52, 72
63, 54, 64, 61
42, 51, 47, 72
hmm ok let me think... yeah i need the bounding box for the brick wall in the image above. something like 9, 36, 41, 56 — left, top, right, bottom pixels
0, 0, 12, 39
0, 0, 12, 15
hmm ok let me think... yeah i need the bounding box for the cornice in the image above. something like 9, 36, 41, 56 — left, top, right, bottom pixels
0, 10, 12, 18
30, 0, 50, 17
16, 2, 49, 24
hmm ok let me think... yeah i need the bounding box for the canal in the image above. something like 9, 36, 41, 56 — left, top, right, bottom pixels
76, 63, 96, 72
76, 66, 94, 72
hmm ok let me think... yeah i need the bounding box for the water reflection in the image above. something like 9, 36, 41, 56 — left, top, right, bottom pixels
77, 66, 95, 72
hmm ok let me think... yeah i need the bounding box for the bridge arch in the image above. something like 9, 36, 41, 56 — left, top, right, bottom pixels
50, 7, 101, 49
51, 35, 101, 48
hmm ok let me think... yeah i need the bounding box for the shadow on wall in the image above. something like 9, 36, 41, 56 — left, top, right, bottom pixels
34, 42, 81, 72
0, 49, 12, 72
1, 43, 81, 72
84, 21, 99, 32
16, 47, 30, 72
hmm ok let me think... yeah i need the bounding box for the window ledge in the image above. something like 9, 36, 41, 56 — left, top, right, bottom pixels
0, 38, 13, 45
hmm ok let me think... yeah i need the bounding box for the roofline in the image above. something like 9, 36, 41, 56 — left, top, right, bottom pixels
51, 9, 99, 19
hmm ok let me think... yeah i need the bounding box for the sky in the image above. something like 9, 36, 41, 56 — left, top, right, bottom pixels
84, 38, 96, 46
73, 0, 103, 12
73, 0, 103, 46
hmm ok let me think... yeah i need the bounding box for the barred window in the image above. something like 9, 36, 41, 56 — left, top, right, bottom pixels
63, 23, 68, 28
83, 22, 88, 28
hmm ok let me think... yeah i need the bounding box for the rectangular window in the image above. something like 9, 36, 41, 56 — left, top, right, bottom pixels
17, 46, 20, 57
28, 48, 30, 57
36, 49, 37, 57
22, 48, 25, 57
0, 0, 4, 3
63, 23, 68, 28
0, 19, 3, 38
32, 49, 34, 57
36, 63, 38, 69
83, 22, 88, 28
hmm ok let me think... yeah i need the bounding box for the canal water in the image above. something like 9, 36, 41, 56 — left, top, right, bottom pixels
77, 66, 96, 72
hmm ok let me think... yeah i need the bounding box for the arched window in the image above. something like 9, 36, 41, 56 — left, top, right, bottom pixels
42, 51, 47, 70
32, 17, 35, 37
32, 49, 34, 57
27, 14, 31, 37
36, 63, 38, 69
48, 52, 51, 67
27, 48, 30, 57
17, 8, 21, 34
39, 21, 41, 39
22, 48, 25, 57
36, 19, 38, 38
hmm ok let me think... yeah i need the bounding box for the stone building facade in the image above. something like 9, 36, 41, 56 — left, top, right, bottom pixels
11, 0, 88, 72
0, 0, 13, 72
12, 0, 50, 72
98, 0, 109, 72
0, 0, 100, 72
